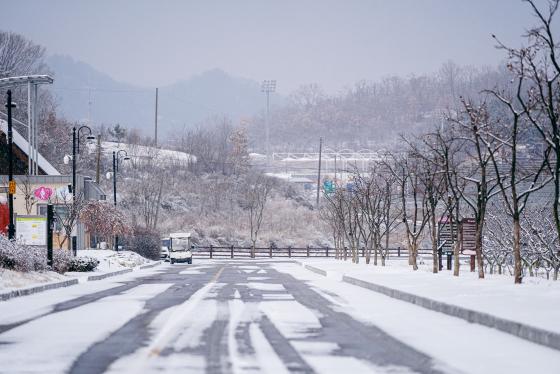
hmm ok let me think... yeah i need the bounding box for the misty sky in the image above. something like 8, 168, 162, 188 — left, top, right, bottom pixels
0, 0, 551, 94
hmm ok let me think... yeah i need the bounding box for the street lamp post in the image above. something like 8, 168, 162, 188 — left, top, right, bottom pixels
5, 90, 16, 240
111, 150, 129, 251
261, 80, 276, 165
66, 126, 94, 255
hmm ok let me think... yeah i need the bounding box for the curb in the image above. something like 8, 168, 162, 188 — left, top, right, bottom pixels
87, 268, 133, 281
303, 264, 327, 276
139, 261, 162, 270
301, 262, 560, 352
0, 278, 79, 302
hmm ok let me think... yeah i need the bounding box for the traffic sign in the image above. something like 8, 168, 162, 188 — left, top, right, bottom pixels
8, 180, 16, 195
323, 180, 335, 194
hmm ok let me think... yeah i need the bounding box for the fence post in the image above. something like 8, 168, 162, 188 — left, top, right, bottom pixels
230, 245, 234, 259
362, 247, 365, 257
288, 246, 292, 258
269, 245, 272, 258
307, 245, 310, 257
326, 247, 329, 257
398, 247, 401, 257
210, 245, 213, 259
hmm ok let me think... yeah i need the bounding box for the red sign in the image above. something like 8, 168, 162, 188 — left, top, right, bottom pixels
34, 187, 53, 201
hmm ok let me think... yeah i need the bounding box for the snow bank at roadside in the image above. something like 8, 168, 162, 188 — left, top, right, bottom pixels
0, 268, 67, 292
299, 258, 560, 335
76, 249, 154, 273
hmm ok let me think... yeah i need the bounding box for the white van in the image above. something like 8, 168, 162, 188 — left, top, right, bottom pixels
168, 232, 193, 264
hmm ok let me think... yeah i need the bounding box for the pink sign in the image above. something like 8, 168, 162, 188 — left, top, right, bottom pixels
34, 187, 53, 201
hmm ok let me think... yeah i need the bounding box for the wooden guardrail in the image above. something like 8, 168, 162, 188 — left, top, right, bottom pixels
190, 246, 456, 259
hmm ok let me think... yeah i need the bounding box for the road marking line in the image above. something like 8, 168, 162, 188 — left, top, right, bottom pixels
147, 266, 224, 357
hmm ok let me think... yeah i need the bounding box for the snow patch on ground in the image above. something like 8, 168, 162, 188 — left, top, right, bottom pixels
273, 262, 560, 374
75, 249, 153, 273
247, 282, 285, 291
259, 300, 322, 339
0, 268, 67, 292
0, 283, 171, 373
300, 258, 560, 335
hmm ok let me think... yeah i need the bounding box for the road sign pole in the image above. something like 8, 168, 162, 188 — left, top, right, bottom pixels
6, 90, 16, 240
47, 204, 54, 267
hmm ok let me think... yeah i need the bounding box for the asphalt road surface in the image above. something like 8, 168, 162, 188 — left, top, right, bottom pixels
1, 260, 554, 374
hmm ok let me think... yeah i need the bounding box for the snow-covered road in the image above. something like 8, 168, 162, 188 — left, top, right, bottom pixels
0, 260, 558, 374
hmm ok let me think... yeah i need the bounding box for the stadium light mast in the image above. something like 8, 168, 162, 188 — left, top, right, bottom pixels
261, 80, 276, 165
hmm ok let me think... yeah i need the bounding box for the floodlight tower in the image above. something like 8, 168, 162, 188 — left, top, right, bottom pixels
261, 80, 276, 165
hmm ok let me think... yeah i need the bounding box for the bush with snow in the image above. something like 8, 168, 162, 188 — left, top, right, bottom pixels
68, 256, 99, 272
0, 235, 84, 274
0, 236, 46, 272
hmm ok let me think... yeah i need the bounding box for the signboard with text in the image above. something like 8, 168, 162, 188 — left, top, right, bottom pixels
460, 218, 477, 255
15, 216, 47, 246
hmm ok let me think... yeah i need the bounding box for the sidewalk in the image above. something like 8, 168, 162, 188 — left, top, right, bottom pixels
1, 251, 162, 301
298, 258, 560, 350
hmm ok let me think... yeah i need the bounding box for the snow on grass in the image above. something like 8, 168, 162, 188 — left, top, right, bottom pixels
0, 268, 67, 292
272, 262, 560, 374
299, 258, 560, 335
0, 283, 172, 373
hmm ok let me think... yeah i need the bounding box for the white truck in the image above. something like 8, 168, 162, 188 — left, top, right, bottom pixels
168, 232, 193, 264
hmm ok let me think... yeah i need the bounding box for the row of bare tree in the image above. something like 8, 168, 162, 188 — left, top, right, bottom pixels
321, 0, 560, 284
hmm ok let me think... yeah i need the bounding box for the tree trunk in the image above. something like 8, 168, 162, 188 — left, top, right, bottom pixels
474, 222, 485, 279
453, 224, 461, 277
513, 217, 523, 284
431, 215, 438, 274
411, 241, 419, 270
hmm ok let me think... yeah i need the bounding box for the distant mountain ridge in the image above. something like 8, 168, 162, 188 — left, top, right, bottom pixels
46, 55, 275, 136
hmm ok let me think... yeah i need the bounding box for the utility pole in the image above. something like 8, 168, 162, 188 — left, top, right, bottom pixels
316, 137, 323, 208
154, 87, 158, 146
95, 134, 101, 183
261, 80, 276, 165
113, 151, 117, 251
6, 90, 16, 240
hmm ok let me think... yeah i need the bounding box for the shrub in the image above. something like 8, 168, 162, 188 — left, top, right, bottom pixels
124, 226, 160, 260
0, 235, 85, 274
0, 236, 47, 272
52, 249, 73, 273
68, 256, 99, 272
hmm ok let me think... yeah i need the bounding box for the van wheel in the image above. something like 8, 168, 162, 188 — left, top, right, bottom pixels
187, 258, 192, 264
170, 259, 174, 264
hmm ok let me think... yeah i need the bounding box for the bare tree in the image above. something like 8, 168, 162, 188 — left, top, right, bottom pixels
385, 151, 431, 270
240, 173, 273, 258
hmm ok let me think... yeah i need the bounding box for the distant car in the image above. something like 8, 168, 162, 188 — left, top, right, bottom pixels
161, 238, 170, 261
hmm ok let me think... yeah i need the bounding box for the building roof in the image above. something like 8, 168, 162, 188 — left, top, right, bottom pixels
0, 118, 60, 175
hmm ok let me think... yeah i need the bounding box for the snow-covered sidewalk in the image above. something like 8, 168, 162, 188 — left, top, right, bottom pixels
298, 258, 560, 338
66, 249, 156, 279
1, 250, 160, 299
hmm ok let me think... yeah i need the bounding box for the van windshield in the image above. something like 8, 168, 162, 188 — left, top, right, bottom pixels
171, 238, 189, 251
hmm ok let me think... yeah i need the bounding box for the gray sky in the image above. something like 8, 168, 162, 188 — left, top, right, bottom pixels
0, 0, 550, 94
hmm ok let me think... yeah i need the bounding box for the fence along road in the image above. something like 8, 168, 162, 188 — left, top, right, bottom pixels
191, 246, 472, 260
